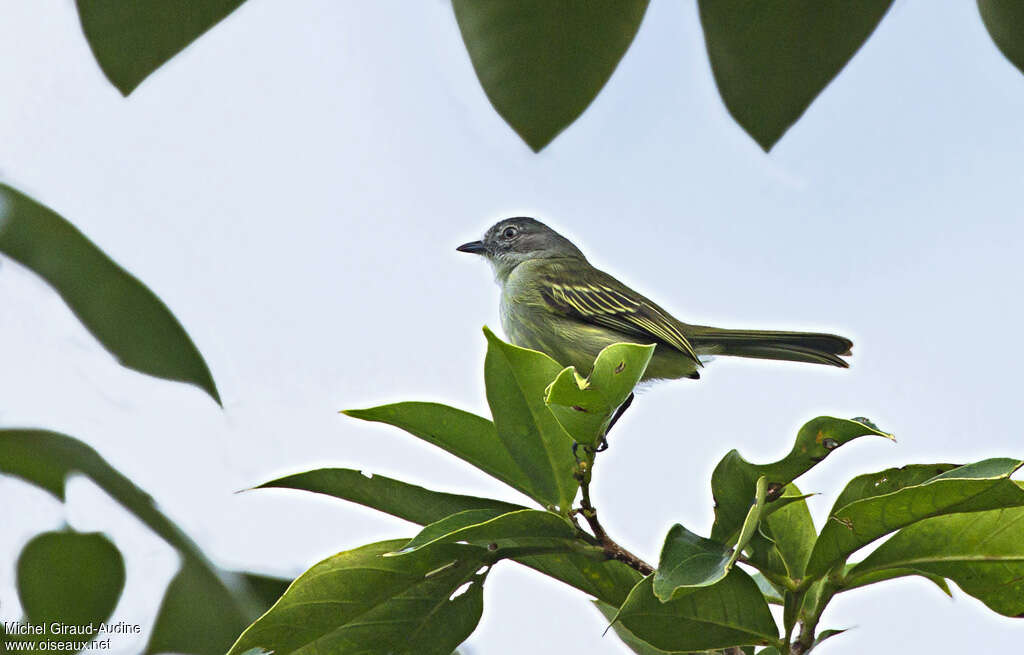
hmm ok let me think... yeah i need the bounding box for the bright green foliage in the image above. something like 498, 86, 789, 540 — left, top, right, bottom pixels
452, 0, 649, 151
17, 531, 125, 634
228, 540, 488, 655
697, 0, 893, 150
654, 477, 766, 600
255, 464, 641, 607
850, 506, 1024, 617
482, 327, 579, 512
979, 1, 1024, 77
75, 0, 248, 95
342, 402, 537, 501
397, 508, 577, 554
615, 572, 778, 652
710, 416, 893, 543
757, 484, 816, 579
545, 342, 654, 448
805, 458, 1024, 578
0, 184, 220, 403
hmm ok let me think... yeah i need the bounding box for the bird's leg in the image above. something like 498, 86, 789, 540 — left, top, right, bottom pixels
595, 392, 635, 452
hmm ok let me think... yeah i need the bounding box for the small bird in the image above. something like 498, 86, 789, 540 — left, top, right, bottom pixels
457, 217, 852, 382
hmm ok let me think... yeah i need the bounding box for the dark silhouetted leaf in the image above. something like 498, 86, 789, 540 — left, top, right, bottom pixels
698, 0, 893, 150
17, 531, 125, 630
0, 184, 219, 403
805, 459, 1024, 578
452, 0, 649, 151
979, 1, 1024, 77
75, 0, 249, 95
0, 429, 281, 655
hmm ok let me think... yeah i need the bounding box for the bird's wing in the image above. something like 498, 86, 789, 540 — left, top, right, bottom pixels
538, 271, 701, 367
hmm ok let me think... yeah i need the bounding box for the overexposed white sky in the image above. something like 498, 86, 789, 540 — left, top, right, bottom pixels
2, 1, 1023, 653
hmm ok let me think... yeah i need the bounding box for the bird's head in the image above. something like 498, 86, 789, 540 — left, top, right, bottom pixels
457, 217, 585, 281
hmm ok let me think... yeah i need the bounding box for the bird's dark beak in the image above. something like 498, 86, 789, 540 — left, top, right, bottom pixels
456, 240, 487, 255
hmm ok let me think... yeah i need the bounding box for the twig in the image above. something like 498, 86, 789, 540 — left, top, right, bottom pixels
575, 466, 654, 575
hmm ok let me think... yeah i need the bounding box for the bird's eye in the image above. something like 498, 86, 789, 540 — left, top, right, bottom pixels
502, 226, 518, 239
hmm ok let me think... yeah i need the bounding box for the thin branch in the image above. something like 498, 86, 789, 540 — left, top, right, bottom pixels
575, 465, 654, 576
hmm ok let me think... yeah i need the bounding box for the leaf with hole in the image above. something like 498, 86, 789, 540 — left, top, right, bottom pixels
545, 342, 654, 448
710, 417, 892, 543
227, 540, 488, 655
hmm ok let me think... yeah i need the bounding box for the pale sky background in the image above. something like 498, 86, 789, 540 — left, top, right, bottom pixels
2, 1, 1023, 653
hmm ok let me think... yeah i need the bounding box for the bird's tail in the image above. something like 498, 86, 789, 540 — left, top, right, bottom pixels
686, 326, 853, 368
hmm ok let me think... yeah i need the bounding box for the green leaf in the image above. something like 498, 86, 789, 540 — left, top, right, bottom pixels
545, 342, 654, 448
342, 402, 539, 503
710, 417, 892, 543
805, 459, 1024, 579
812, 628, 847, 648
0, 184, 219, 403
483, 327, 578, 513
615, 571, 778, 652
257, 466, 638, 607
516, 551, 641, 606
17, 531, 125, 628
75, 0, 249, 95
398, 508, 578, 554
750, 573, 784, 605
655, 478, 766, 601
848, 506, 1024, 617
839, 565, 950, 597
145, 560, 261, 655
759, 484, 816, 579
697, 0, 893, 150
0, 430, 279, 654
979, 1, 1024, 77
452, 0, 649, 151
228, 540, 488, 655
256, 468, 524, 526
594, 600, 674, 654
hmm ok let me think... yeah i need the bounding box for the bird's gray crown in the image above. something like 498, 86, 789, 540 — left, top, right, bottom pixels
459, 217, 586, 281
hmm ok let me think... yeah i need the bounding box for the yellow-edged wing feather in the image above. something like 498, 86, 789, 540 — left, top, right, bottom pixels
538, 267, 702, 367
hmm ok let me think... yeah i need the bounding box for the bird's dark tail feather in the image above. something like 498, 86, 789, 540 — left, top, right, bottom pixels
687, 328, 853, 368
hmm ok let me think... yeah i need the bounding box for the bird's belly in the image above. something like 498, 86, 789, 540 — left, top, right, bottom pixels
500, 303, 696, 380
